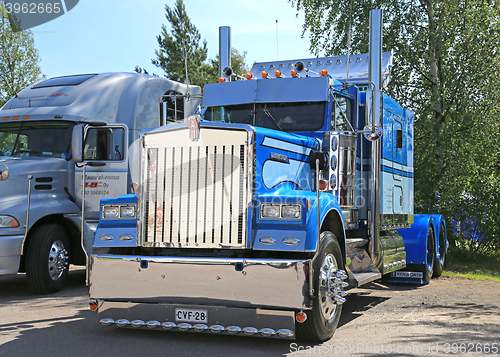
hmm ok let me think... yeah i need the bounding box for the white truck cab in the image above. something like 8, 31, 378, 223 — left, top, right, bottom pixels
0, 72, 201, 293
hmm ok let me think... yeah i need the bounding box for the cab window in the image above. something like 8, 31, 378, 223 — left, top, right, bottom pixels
331, 95, 353, 131
84, 127, 125, 161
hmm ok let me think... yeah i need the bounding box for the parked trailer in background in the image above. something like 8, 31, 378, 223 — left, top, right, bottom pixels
89, 12, 447, 341
0, 72, 201, 294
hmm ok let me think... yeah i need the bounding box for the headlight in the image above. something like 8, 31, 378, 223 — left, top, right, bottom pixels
0, 215, 20, 228
260, 204, 301, 220
102, 205, 136, 219
120, 206, 136, 218
0, 165, 9, 181
282, 205, 301, 219
261, 204, 280, 219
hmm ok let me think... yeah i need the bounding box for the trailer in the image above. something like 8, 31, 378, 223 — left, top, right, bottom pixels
0, 72, 201, 294
88, 12, 447, 341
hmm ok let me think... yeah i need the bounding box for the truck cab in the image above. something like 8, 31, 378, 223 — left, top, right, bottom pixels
0, 72, 201, 293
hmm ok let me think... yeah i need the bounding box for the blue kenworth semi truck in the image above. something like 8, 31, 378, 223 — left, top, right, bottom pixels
89, 12, 447, 341
0, 72, 201, 294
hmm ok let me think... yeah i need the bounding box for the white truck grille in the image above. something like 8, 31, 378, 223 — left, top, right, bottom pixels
141, 127, 252, 248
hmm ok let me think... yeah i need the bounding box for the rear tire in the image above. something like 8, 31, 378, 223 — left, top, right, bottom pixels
296, 231, 345, 342
26, 224, 70, 294
432, 223, 446, 278
419, 226, 435, 284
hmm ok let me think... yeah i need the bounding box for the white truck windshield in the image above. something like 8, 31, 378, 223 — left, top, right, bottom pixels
0, 121, 74, 158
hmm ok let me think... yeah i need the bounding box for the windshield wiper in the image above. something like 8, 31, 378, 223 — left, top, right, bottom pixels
264, 109, 283, 131
242, 110, 255, 125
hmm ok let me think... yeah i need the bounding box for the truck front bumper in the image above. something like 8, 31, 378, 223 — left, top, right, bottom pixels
89, 254, 312, 310
0, 234, 24, 275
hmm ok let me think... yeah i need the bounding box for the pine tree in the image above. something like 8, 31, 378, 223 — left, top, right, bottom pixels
152, 0, 211, 87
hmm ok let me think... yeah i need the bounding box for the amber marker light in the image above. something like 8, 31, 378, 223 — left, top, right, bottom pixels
296, 311, 307, 323
2, 117, 8, 121
321, 69, 328, 77
245, 73, 253, 80
89, 302, 98, 311
291, 69, 298, 77
218, 77, 226, 83
261, 71, 269, 79
13, 116, 19, 120
23, 116, 30, 119
274, 70, 283, 78
319, 179, 329, 191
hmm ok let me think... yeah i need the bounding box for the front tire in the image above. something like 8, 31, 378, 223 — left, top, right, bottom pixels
26, 224, 70, 294
296, 231, 346, 342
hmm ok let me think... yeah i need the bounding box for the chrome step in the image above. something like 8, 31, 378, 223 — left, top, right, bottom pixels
349, 271, 382, 286
345, 238, 369, 249
345, 241, 382, 287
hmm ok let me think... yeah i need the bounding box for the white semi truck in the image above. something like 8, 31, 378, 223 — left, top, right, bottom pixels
0, 72, 201, 293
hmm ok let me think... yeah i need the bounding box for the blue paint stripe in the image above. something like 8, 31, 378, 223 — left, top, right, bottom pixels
381, 165, 414, 178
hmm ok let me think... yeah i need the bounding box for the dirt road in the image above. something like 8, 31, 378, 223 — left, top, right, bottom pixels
0, 269, 499, 357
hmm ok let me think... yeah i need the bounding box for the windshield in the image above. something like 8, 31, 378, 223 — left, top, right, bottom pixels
0, 121, 74, 158
204, 101, 326, 132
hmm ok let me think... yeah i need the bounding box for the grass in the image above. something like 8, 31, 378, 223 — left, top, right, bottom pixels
443, 248, 500, 282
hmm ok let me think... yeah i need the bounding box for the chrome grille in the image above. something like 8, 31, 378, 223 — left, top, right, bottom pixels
142, 127, 251, 248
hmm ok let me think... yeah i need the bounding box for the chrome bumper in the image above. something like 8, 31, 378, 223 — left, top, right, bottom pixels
90, 254, 312, 310
96, 300, 295, 339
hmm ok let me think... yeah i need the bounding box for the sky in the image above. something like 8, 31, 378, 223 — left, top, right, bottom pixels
30, 0, 316, 80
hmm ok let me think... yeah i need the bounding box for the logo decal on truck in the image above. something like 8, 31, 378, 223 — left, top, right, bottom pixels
188, 115, 200, 141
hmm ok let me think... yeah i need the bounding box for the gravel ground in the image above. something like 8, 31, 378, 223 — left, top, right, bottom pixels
0, 269, 499, 357
289, 276, 500, 356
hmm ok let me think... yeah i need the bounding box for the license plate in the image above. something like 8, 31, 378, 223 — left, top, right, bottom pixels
391, 271, 423, 278
175, 309, 208, 323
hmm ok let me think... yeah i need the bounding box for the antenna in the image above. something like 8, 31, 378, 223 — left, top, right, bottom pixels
276, 20, 279, 60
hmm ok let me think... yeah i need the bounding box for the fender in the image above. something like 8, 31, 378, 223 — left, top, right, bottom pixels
304, 192, 345, 253
398, 214, 446, 265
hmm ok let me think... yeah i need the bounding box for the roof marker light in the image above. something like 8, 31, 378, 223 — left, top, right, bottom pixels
218, 77, 226, 83
295, 61, 305, 72
261, 71, 271, 79
223, 66, 233, 77
321, 69, 328, 77
13, 116, 19, 120
274, 70, 284, 78
23, 116, 30, 119
2, 117, 8, 121
245, 73, 253, 80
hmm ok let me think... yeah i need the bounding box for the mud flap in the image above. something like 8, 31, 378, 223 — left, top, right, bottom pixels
387, 270, 425, 285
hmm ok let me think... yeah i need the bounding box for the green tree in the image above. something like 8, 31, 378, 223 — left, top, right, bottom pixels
291, 0, 500, 249
208, 48, 249, 83
0, 5, 43, 107
151, 0, 212, 87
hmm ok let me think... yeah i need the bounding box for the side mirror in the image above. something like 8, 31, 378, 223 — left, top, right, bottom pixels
72, 124, 84, 163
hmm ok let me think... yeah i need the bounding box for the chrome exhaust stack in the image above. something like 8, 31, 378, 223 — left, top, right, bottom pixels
219, 26, 231, 80
367, 9, 384, 269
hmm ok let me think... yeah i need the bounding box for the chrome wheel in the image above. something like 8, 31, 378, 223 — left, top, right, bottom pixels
48, 240, 69, 281
319, 254, 348, 320
296, 231, 346, 342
